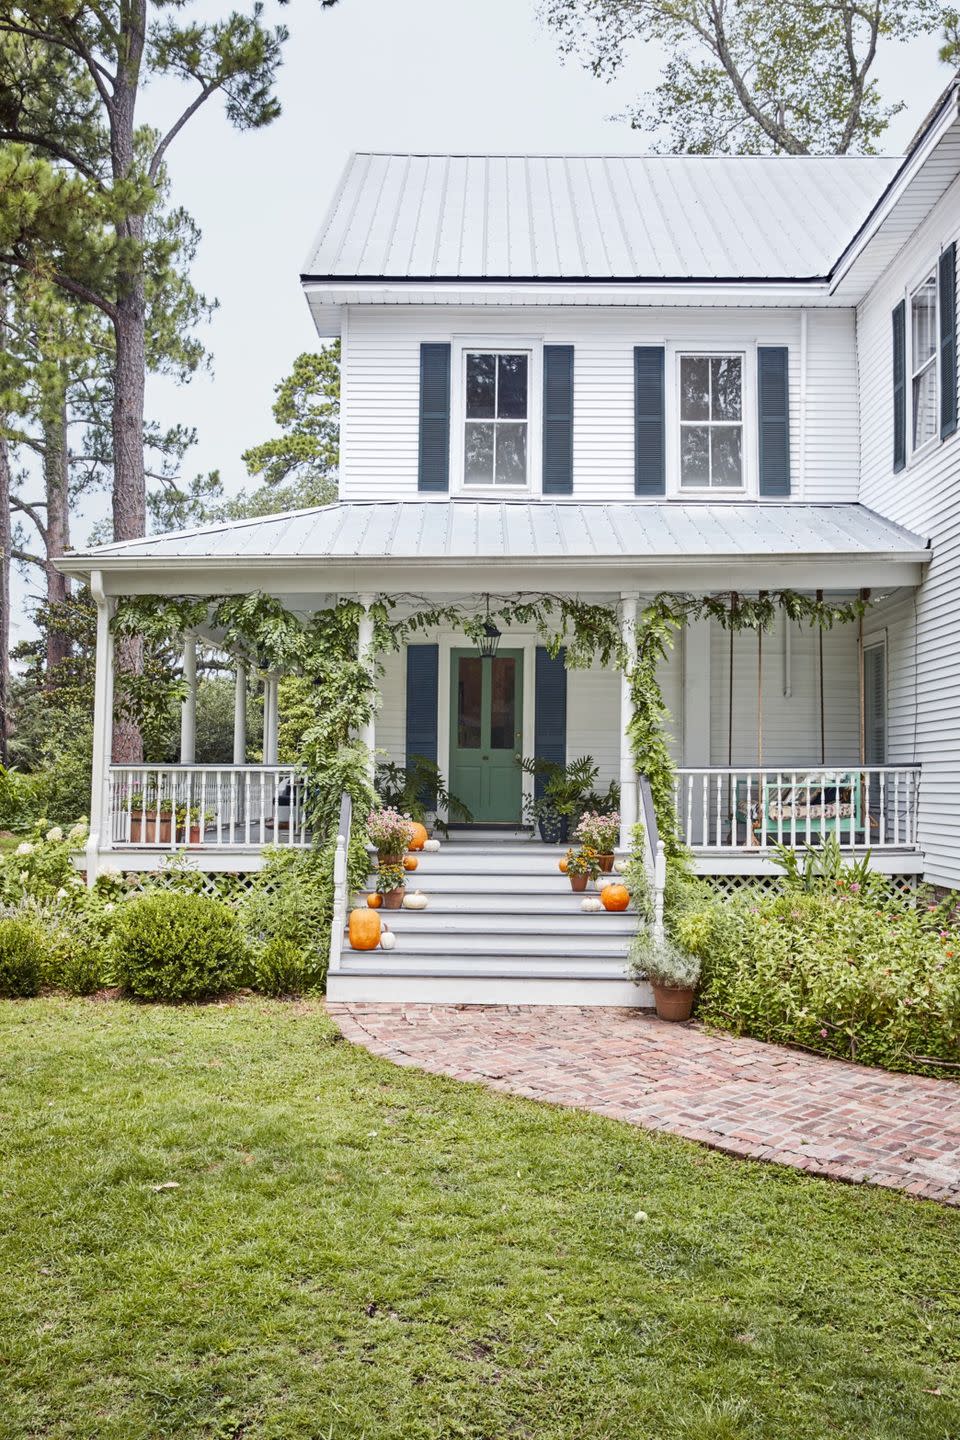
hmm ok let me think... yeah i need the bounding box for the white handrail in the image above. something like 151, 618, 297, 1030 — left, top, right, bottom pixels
327, 792, 353, 978
672, 765, 922, 852
108, 763, 310, 849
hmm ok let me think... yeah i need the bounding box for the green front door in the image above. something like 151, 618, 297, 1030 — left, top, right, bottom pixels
449, 648, 523, 824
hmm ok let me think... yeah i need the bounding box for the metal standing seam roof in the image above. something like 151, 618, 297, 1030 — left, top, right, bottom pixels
301, 153, 902, 283
59, 501, 930, 567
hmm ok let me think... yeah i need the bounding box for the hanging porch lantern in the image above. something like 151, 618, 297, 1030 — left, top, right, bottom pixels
476, 595, 501, 661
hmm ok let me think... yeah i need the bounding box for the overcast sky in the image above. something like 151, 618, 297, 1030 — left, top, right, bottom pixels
13, 0, 951, 639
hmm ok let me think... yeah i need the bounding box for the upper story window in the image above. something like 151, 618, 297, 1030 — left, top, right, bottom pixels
678, 353, 744, 490
464, 351, 529, 486
910, 270, 938, 452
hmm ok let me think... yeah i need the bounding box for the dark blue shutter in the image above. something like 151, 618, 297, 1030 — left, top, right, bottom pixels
405, 645, 439, 772
892, 300, 906, 473
634, 347, 665, 495
757, 346, 791, 497
418, 343, 450, 492
542, 345, 574, 494
940, 243, 957, 441
533, 646, 566, 799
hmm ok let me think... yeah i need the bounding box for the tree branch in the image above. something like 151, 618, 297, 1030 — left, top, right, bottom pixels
10, 496, 48, 539
0, 254, 118, 323
148, 81, 219, 183
0, 127, 104, 188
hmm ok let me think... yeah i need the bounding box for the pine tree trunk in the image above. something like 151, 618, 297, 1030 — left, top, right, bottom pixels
42, 393, 71, 686
109, 1, 147, 765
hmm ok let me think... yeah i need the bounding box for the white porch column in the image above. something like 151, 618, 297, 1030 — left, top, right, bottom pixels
682, 617, 711, 764
263, 673, 279, 765
233, 661, 247, 766
86, 570, 115, 885
618, 592, 639, 852
179, 634, 197, 765
357, 593, 376, 784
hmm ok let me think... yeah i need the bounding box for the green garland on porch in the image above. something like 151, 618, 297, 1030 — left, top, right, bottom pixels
113, 587, 868, 855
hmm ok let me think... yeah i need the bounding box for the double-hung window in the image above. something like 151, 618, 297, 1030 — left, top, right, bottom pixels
910, 270, 938, 452
464, 351, 529, 486
678, 353, 744, 489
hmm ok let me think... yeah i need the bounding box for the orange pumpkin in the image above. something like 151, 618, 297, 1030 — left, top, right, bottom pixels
403, 854, 419, 872
408, 821, 429, 852
600, 883, 630, 913
348, 907, 382, 950
558, 858, 569, 874
366, 893, 382, 909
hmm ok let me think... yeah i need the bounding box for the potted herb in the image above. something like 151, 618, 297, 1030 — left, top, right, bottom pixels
574, 811, 620, 871
367, 807, 415, 865
629, 933, 701, 1022
518, 755, 600, 844
563, 846, 601, 892
376, 862, 407, 909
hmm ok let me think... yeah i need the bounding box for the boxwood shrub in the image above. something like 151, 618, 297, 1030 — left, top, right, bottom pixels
675, 888, 960, 1077
110, 892, 246, 1001
0, 916, 46, 997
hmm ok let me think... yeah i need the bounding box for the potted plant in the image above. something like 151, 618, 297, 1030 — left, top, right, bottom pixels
374, 756, 473, 837
367, 807, 415, 865
518, 755, 600, 843
376, 862, 407, 909
629, 933, 701, 1022
574, 811, 620, 871
175, 804, 211, 845
129, 792, 173, 843
563, 846, 601, 892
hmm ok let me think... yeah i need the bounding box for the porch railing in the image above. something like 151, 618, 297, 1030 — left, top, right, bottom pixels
108, 765, 310, 849
674, 766, 922, 852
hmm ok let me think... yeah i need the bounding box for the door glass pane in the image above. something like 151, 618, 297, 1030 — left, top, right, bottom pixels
489, 657, 516, 749
497, 354, 528, 418
680, 426, 709, 486
457, 657, 482, 748
680, 356, 710, 421
711, 356, 742, 420
495, 423, 527, 484
465, 422, 494, 484
711, 426, 743, 487
466, 353, 495, 418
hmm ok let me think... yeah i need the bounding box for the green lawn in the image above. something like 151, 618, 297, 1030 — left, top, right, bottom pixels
0, 1000, 958, 1440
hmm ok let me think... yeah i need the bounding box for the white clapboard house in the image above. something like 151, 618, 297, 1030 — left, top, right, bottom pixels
58, 81, 960, 1003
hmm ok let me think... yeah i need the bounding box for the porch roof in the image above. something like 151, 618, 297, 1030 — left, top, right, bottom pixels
59, 499, 928, 571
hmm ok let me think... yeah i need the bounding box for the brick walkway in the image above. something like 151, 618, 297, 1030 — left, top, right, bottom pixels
327, 1003, 960, 1206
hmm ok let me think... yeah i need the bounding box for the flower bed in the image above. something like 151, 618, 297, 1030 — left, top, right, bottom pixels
675, 885, 960, 1077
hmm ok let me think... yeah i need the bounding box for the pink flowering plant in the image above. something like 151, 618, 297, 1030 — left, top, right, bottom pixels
574, 811, 620, 854
366, 807, 415, 855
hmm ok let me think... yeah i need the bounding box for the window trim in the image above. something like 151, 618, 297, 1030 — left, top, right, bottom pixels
450, 337, 542, 495
907, 263, 939, 460
666, 343, 757, 498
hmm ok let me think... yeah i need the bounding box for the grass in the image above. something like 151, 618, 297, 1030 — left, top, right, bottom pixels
0, 999, 958, 1440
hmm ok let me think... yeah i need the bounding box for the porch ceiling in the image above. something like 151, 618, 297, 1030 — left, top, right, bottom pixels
56, 500, 929, 597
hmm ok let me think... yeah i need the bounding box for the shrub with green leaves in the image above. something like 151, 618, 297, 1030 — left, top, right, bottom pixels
109, 892, 246, 1001
675, 889, 960, 1077
0, 916, 46, 997
251, 937, 316, 997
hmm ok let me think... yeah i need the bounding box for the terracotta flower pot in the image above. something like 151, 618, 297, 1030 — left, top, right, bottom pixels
569, 873, 588, 892
381, 888, 405, 909
651, 983, 696, 1022
598, 854, 615, 873
378, 852, 403, 867
130, 810, 171, 843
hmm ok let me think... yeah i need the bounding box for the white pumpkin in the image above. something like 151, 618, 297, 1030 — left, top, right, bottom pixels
580, 896, 604, 912
423, 838, 441, 853
402, 889, 429, 910
595, 874, 615, 890
380, 930, 397, 951
613, 859, 629, 874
